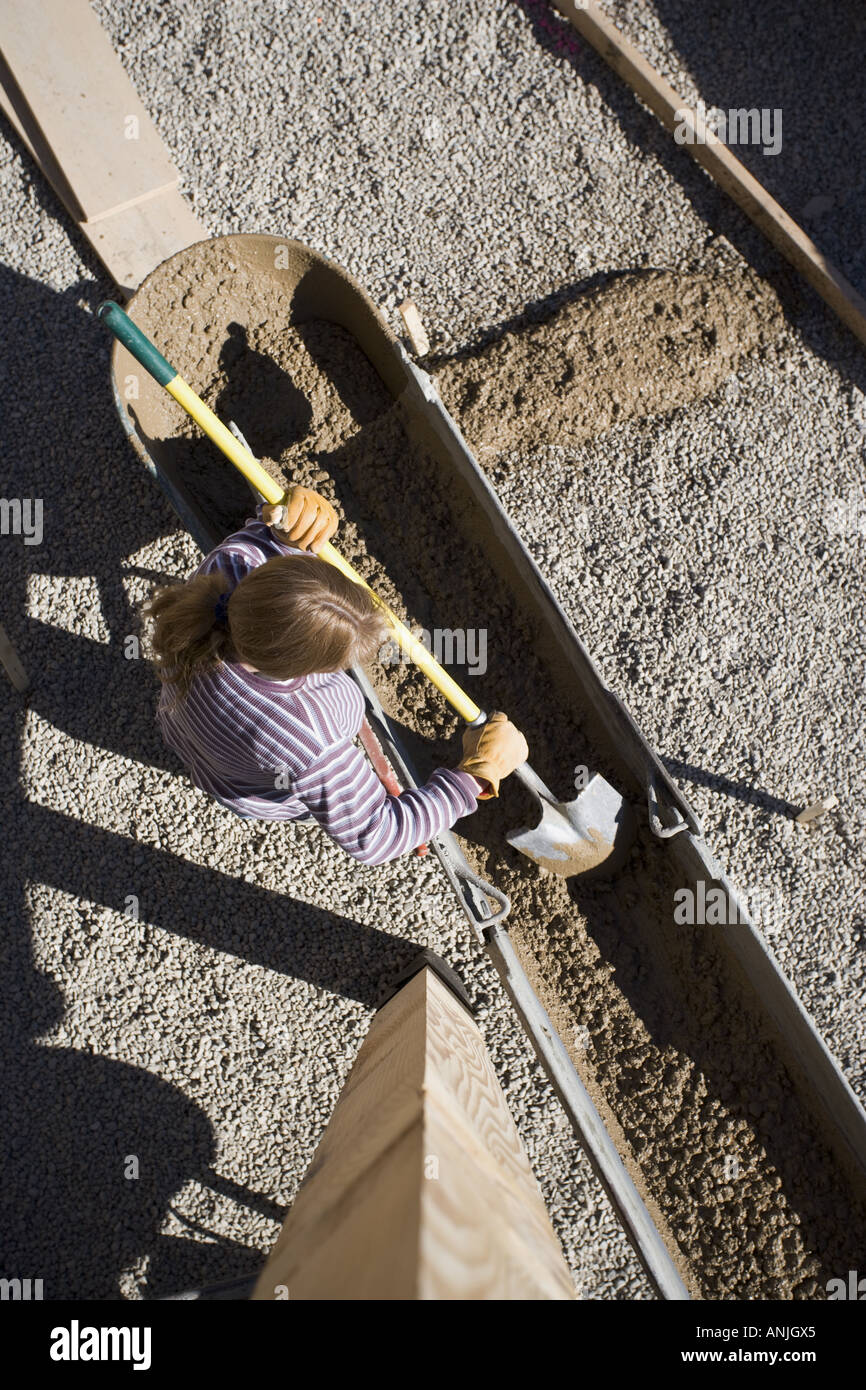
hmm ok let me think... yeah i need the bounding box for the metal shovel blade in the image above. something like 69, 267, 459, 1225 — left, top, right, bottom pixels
506, 766, 635, 878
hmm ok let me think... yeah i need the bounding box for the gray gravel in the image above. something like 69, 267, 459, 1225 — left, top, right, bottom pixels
1, 0, 864, 1300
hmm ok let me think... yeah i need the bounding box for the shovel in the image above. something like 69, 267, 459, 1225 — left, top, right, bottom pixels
98, 300, 635, 878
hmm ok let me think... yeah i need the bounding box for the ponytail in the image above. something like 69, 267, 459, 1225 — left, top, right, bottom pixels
143, 570, 234, 707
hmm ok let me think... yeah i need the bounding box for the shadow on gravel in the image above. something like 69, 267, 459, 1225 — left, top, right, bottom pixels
661, 755, 800, 821
648, 0, 866, 299
0, 1035, 236, 1301
11, 798, 417, 1005
0, 791, 415, 1298
22, 617, 177, 771
0, 259, 184, 757
0, 955, 262, 1301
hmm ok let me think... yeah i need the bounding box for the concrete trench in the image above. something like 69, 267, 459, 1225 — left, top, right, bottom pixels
109, 233, 866, 1299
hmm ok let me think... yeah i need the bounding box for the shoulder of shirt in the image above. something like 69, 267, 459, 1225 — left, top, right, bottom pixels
198, 523, 306, 577
215, 661, 362, 706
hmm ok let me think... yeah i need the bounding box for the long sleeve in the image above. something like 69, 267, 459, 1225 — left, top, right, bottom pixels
292, 738, 482, 865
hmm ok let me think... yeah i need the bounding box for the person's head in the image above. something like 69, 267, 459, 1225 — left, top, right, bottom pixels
143, 553, 387, 704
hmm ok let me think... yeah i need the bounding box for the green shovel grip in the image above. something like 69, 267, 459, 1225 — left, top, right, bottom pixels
98, 300, 176, 388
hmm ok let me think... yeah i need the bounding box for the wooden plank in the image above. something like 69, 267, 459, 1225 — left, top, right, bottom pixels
0, 72, 34, 158
417, 972, 578, 1300
796, 795, 839, 827
0, 620, 28, 691
0, 69, 205, 293
398, 299, 431, 356
80, 188, 205, 297
252, 966, 576, 1300
0, 0, 178, 224
551, 0, 866, 348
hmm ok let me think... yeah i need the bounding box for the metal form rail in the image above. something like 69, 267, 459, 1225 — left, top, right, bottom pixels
395, 349, 866, 1190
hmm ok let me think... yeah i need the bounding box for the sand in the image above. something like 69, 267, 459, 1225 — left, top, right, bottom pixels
126, 245, 865, 1298
433, 266, 783, 457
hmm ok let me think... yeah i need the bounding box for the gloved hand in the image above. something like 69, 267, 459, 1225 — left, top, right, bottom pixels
262, 486, 338, 553
457, 711, 528, 798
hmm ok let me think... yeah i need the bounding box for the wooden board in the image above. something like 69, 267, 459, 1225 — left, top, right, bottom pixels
252, 966, 576, 1300
398, 299, 431, 356
0, 0, 178, 224
0, 33, 205, 292
76, 187, 205, 297
551, 0, 866, 348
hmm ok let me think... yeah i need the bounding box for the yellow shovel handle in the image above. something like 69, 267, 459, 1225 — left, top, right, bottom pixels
164, 379, 482, 724
99, 296, 482, 724
166, 377, 284, 503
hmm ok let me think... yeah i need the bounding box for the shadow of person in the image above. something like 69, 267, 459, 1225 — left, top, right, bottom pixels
294, 317, 394, 428
0, 966, 251, 1301
0, 793, 426, 1299
121, 314, 322, 548
214, 321, 313, 459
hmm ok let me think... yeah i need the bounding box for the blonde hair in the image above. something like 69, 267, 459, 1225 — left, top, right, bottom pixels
143, 553, 387, 705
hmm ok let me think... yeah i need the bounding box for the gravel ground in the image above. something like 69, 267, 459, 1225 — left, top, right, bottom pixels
1, 0, 864, 1301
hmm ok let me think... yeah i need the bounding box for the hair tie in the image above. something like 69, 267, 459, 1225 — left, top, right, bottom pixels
213, 590, 231, 627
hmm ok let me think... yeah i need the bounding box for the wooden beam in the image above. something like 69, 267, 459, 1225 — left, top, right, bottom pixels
0, 3, 206, 293
252, 965, 576, 1300
72, 187, 205, 297
0, 0, 178, 224
0, 84, 204, 294
398, 299, 431, 357
551, 0, 866, 348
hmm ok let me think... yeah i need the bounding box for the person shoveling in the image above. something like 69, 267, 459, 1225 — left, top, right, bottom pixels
104, 300, 632, 877
145, 487, 528, 865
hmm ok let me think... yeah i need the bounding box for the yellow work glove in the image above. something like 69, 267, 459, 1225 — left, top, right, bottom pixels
457, 711, 529, 798
262, 486, 338, 554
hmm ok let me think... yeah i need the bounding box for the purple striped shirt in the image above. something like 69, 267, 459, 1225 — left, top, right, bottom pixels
156, 510, 483, 864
